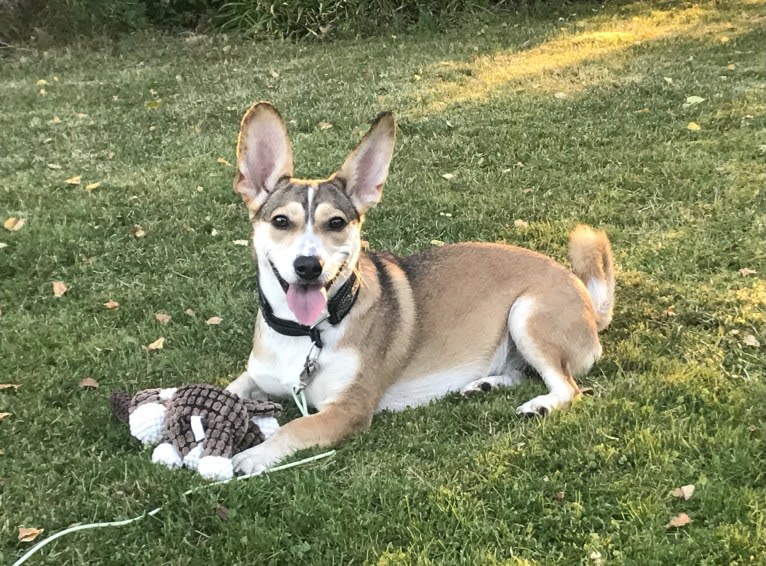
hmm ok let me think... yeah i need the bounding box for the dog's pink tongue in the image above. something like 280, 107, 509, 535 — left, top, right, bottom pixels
286, 285, 327, 326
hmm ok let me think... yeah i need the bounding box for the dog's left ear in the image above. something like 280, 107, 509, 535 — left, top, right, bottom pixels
235, 102, 294, 212
338, 112, 395, 215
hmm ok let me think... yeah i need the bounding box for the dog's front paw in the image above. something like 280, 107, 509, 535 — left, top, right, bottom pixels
232, 443, 283, 476
516, 392, 572, 417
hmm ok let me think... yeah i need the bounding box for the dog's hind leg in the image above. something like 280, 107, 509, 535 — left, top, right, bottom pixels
509, 296, 601, 416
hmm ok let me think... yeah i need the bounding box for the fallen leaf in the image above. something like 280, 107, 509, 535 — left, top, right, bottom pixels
39, 88, 47, 96
145, 337, 165, 351
430, 239, 445, 246
85, 181, 101, 192
514, 219, 529, 228
184, 308, 196, 316
216, 157, 232, 167
719, 35, 730, 43
79, 377, 99, 388
441, 173, 456, 181
269, 69, 280, 79
47, 163, 62, 170
0, 242, 7, 249
3, 217, 26, 232
663, 77, 674, 85
554, 91, 567, 99
318, 121, 333, 130
18, 527, 44, 543
154, 312, 172, 324
206, 316, 223, 325
130, 225, 146, 238
727, 63, 736, 70
687, 122, 702, 132
0, 384, 21, 391
210, 228, 219, 237
65, 175, 82, 185
0, 412, 11, 421
742, 333, 760, 348
216, 503, 230, 521
52, 281, 68, 297
104, 300, 120, 310
682, 96, 705, 108
36, 79, 47, 86
144, 99, 162, 109
76, 112, 88, 119
51, 116, 62, 124
738, 267, 757, 277
671, 484, 695, 500
666, 513, 691, 529
232, 239, 249, 246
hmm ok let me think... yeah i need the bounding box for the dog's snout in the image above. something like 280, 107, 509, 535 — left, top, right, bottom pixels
293, 256, 324, 280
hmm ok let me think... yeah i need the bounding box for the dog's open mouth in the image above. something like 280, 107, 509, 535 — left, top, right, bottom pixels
269, 261, 344, 326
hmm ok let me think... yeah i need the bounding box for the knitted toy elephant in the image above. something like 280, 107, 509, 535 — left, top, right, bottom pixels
110, 384, 281, 481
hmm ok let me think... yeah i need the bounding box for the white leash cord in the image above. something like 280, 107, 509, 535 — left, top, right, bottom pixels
12, 450, 336, 566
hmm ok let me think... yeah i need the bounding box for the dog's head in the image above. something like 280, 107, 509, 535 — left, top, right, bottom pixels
233, 102, 395, 326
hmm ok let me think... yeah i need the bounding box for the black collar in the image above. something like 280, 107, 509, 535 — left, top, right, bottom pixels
257, 270, 360, 349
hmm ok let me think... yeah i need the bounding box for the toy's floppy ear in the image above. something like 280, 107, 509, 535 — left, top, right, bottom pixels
235, 102, 294, 213
337, 111, 395, 215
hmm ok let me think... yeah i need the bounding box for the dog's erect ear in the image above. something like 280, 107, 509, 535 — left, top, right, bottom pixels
235, 102, 293, 211
338, 112, 395, 215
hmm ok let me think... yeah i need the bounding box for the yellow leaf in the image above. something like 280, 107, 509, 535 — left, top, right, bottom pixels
687, 122, 701, 132
52, 280, 68, 297
232, 239, 249, 246
671, 484, 695, 500
666, 513, 691, 529
184, 308, 195, 316
104, 300, 120, 310
18, 527, 44, 543
145, 337, 165, 351
130, 225, 146, 238
85, 181, 101, 192
47, 163, 62, 170
3, 217, 26, 232
39, 88, 47, 96
216, 157, 232, 167
430, 240, 445, 246
269, 69, 280, 78
36, 79, 48, 86
65, 175, 82, 185
441, 173, 456, 181
0, 412, 11, 421
154, 312, 172, 324
318, 121, 333, 130
145, 99, 162, 109
0, 384, 21, 391
727, 63, 736, 70
514, 219, 529, 228
206, 316, 223, 325
51, 116, 62, 124
79, 377, 99, 388
719, 35, 730, 43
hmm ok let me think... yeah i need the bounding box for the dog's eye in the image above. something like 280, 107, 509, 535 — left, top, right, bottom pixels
271, 215, 290, 229
328, 217, 347, 231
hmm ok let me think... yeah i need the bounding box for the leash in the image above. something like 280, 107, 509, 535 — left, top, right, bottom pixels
11, 450, 336, 566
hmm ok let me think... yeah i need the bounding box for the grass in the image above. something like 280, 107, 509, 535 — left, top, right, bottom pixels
1, 0, 765, 563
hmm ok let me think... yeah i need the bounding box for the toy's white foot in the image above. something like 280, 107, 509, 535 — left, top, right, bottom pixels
129, 402, 167, 445
461, 372, 524, 396
197, 456, 234, 481
152, 442, 182, 468
183, 444, 204, 470
252, 416, 280, 439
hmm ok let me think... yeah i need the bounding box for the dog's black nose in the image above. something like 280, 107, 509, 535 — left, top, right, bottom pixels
293, 256, 324, 281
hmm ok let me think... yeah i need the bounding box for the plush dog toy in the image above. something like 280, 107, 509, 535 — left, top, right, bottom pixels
110, 384, 281, 481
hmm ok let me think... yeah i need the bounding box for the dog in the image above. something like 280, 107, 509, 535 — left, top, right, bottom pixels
226, 102, 615, 475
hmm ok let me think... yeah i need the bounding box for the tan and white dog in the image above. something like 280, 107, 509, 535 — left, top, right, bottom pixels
227, 102, 615, 475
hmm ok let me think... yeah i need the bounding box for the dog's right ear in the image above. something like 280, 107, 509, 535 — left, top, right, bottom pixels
234, 102, 293, 212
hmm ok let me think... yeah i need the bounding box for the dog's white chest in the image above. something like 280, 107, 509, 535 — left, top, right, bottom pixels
247, 324, 359, 410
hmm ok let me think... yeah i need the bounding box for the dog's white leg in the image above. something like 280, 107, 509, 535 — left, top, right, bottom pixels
233, 389, 375, 475
461, 371, 525, 396
509, 297, 583, 416
226, 370, 267, 401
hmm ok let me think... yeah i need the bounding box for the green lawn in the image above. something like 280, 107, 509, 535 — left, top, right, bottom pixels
1, 1, 765, 564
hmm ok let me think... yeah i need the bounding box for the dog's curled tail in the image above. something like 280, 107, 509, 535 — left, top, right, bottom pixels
569, 225, 615, 332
